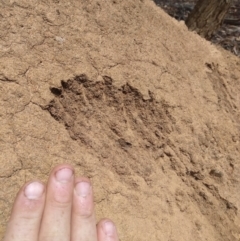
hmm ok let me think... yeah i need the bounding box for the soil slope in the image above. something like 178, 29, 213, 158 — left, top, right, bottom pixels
0, 0, 240, 240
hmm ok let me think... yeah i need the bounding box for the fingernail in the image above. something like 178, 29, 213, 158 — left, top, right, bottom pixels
55, 168, 73, 183
75, 182, 91, 197
104, 221, 116, 237
24, 181, 45, 200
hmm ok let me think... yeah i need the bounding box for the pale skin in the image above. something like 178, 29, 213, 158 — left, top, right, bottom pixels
3, 164, 119, 241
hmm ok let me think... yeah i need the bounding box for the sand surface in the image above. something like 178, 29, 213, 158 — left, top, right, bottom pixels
0, 0, 240, 240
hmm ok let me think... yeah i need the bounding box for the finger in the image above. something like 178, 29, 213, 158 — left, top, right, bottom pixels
97, 219, 119, 241
3, 181, 45, 241
39, 164, 74, 241
71, 178, 98, 241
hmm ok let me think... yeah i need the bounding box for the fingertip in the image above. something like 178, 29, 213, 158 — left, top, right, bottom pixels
14, 180, 46, 207
24, 181, 45, 200
103, 220, 116, 237
72, 177, 94, 218
97, 219, 119, 241
3, 180, 46, 241
71, 178, 97, 241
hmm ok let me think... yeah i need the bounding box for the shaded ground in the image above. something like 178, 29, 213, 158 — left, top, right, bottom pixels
0, 0, 240, 241
154, 0, 240, 57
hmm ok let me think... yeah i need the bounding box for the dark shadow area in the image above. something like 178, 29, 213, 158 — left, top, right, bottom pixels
153, 0, 240, 57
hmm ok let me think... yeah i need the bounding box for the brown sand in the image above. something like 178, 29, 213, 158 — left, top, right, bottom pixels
0, 0, 240, 240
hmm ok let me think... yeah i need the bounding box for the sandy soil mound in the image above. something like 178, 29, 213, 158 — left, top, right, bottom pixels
0, 0, 240, 240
